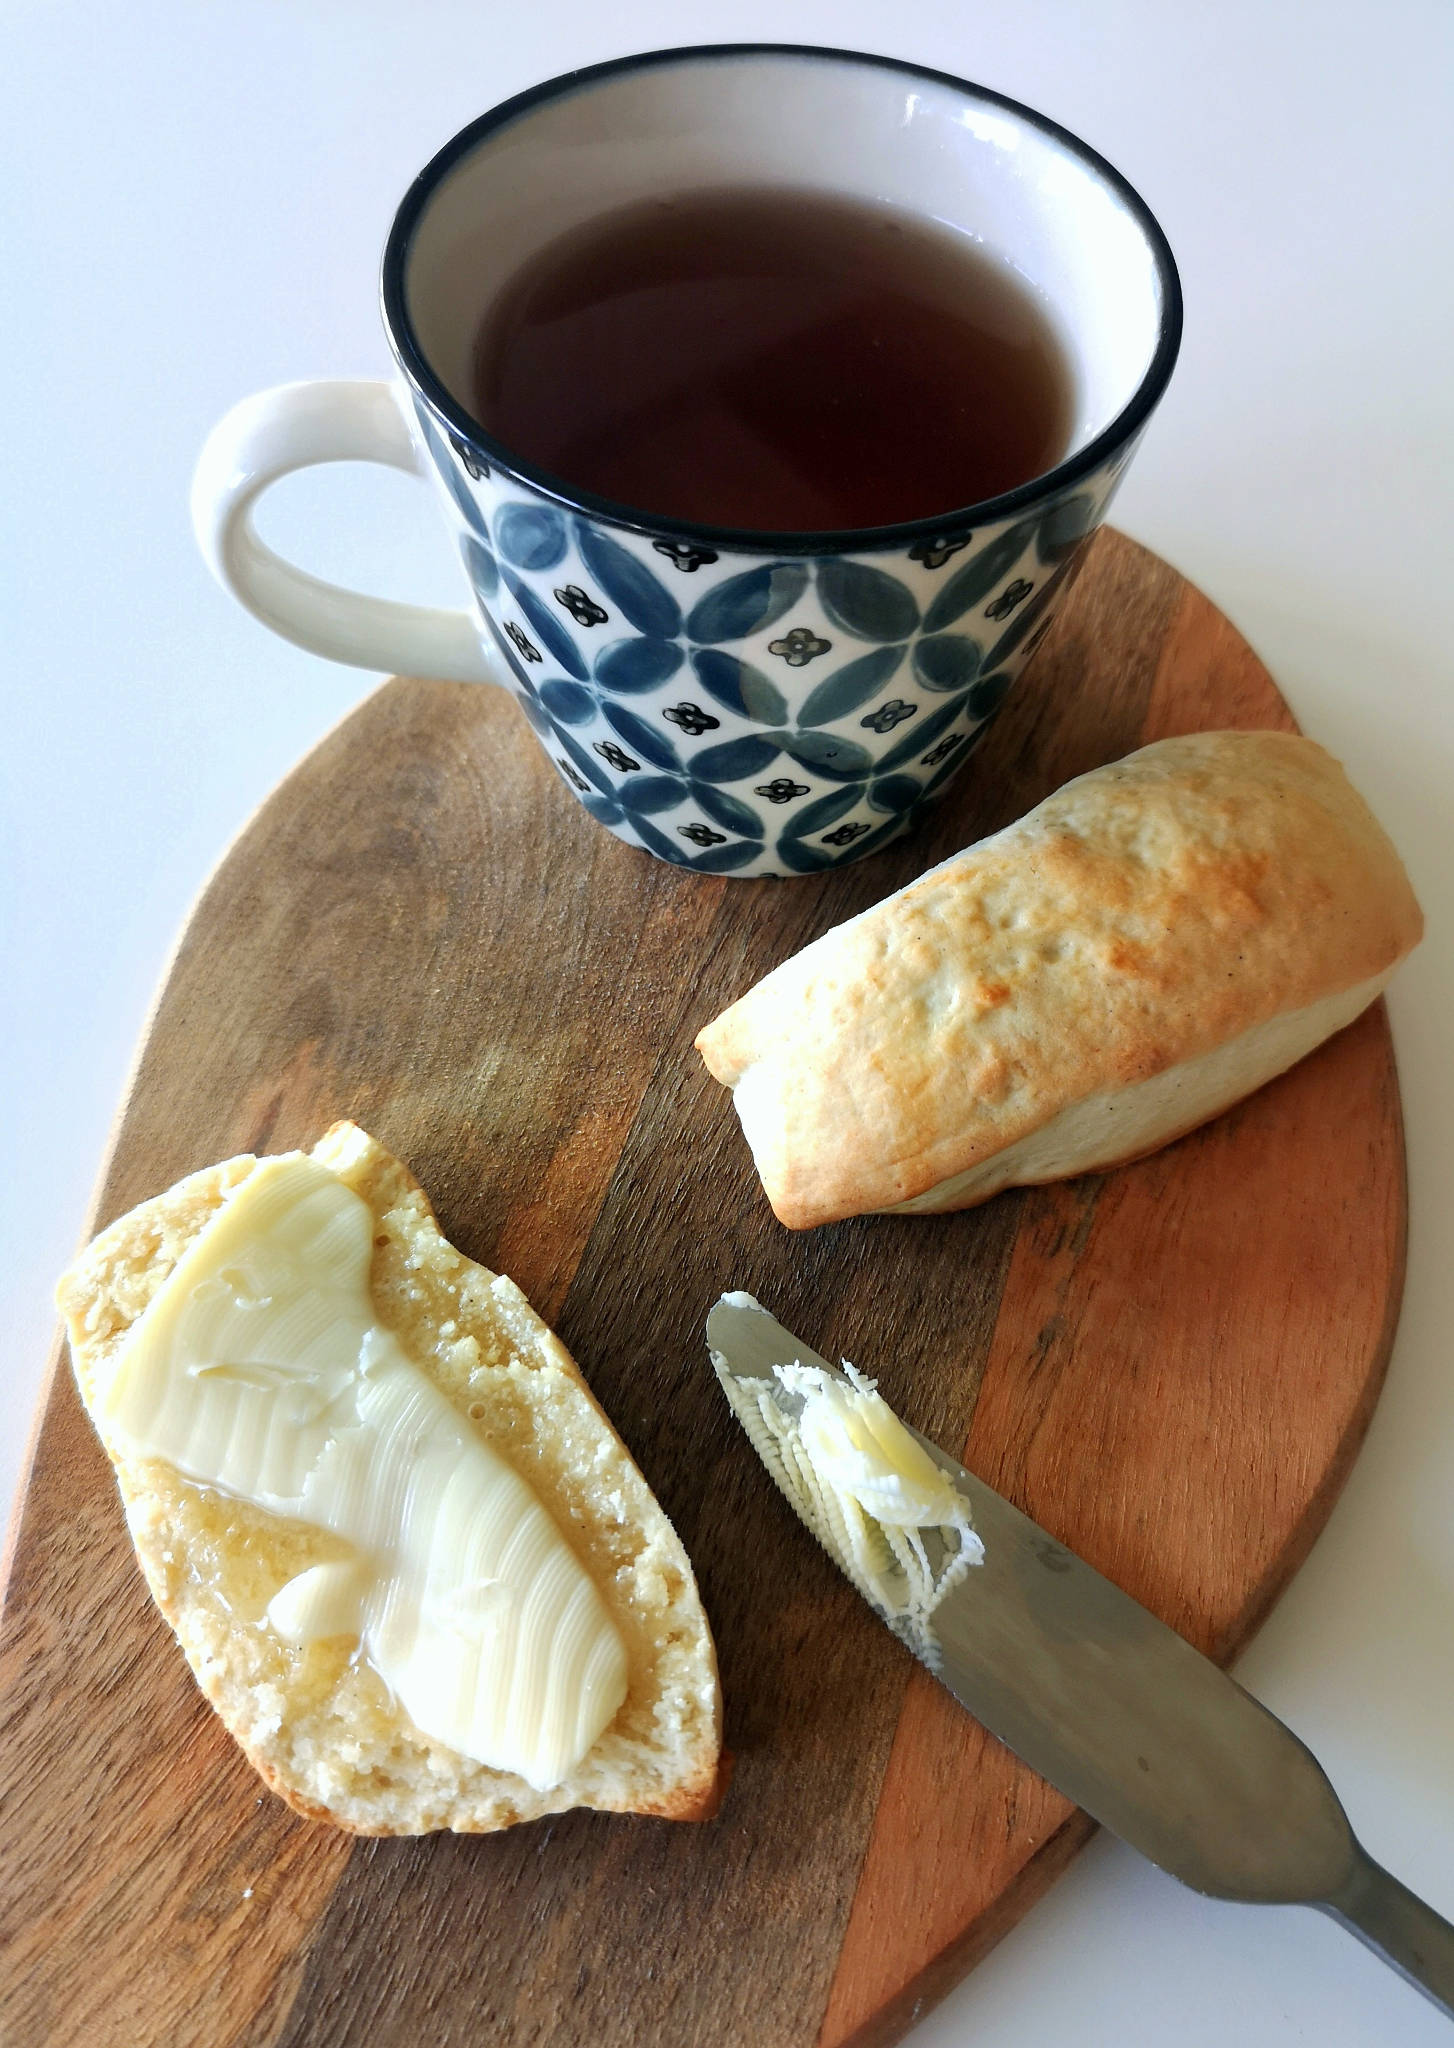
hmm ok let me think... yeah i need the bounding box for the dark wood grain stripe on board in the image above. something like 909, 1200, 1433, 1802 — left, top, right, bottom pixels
811, 533, 1174, 2047
266, 702, 1038, 2048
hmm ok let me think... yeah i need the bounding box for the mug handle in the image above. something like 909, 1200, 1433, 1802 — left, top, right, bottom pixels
191, 379, 502, 685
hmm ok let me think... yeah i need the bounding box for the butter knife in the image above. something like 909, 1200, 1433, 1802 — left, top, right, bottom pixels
706, 1292, 1454, 2020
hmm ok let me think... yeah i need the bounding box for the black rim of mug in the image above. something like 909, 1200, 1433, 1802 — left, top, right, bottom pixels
380, 42, 1183, 558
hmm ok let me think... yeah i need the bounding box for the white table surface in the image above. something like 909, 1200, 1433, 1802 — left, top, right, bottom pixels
4, 3, 1452, 2042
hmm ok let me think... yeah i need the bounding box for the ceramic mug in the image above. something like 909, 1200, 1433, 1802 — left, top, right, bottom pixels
192, 44, 1181, 878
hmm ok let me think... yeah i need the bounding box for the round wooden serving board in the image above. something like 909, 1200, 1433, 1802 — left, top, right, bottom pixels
0, 531, 1407, 2048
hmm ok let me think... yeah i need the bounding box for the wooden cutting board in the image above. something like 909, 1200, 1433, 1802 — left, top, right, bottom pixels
0, 531, 1406, 2048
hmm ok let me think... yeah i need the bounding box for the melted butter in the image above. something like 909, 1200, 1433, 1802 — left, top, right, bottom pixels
266, 1558, 368, 1644
713, 1343, 983, 1661
96, 1154, 628, 1789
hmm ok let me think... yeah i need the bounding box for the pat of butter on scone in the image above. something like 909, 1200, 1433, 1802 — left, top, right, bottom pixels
59, 1122, 723, 1834
96, 1152, 628, 1791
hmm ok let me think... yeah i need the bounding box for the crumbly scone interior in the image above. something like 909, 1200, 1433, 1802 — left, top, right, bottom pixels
59, 1125, 720, 1834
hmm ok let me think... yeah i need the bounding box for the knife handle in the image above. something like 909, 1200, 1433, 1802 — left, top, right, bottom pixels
1320, 1841, 1454, 2018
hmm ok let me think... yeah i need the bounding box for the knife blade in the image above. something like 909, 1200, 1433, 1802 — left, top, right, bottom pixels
705, 1291, 1454, 2019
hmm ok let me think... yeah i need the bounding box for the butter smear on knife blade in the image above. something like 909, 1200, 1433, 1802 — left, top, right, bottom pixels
710, 1293, 983, 1659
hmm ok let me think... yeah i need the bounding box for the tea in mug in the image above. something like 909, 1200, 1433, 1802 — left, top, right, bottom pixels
469, 187, 1074, 532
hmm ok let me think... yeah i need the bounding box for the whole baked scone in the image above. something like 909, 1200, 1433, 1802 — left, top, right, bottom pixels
695, 732, 1422, 1228
57, 1121, 723, 1834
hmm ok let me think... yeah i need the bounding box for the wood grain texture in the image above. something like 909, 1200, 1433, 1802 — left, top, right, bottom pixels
0, 532, 1407, 2048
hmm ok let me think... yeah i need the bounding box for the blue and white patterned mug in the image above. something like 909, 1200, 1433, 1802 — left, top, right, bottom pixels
193, 45, 1180, 878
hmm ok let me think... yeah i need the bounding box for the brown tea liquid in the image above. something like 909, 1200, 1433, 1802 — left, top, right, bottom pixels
468, 187, 1074, 533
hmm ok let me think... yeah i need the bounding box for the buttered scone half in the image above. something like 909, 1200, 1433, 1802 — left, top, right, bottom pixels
57, 1121, 723, 1834
695, 731, 1423, 1229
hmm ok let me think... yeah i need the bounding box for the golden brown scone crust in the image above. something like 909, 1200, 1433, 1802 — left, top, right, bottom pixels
696, 733, 1422, 1228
